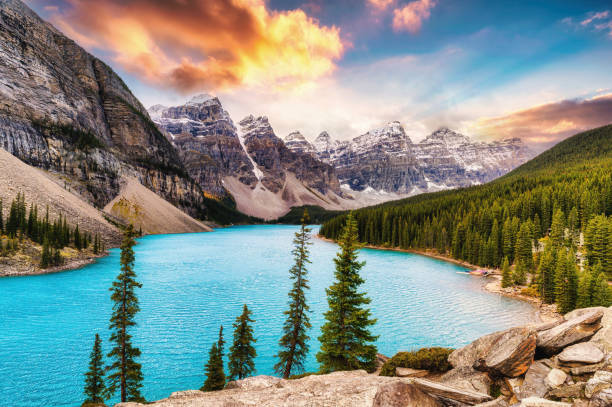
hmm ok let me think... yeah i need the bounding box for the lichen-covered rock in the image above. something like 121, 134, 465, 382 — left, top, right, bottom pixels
372, 381, 442, 407
536, 310, 603, 356
584, 370, 612, 398
473, 327, 537, 377
546, 382, 584, 399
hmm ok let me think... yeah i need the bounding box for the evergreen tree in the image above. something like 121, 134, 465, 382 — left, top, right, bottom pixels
513, 260, 527, 286
106, 225, 144, 403
593, 272, 612, 307
576, 271, 592, 309
217, 325, 225, 360
501, 257, 513, 288
275, 210, 312, 378
40, 238, 51, 268
537, 244, 557, 303
74, 224, 82, 250
228, 304, 257, 381
201, 335, 226, 392
83, 333, 107, 406
514, 221, 533, 271
317, 213, 378, 373
555, 250, 578, 313
550, 209, 566, 247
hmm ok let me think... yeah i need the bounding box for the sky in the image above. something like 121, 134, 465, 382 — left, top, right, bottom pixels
28, 0, 612, 151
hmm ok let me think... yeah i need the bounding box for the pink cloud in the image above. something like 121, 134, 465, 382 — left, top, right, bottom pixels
581, 10, 609, 26
392, 0, 437, 33
367, 0, 395, 11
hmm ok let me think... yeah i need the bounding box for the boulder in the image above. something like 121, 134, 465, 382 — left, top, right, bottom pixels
410, 377, 493, 405
372, 381, 442, 407
546, 382, 585, 398
224, 375, 283, 390
474, 397, 509, 407
590, 306, 612, 352
449, 330, 503, 369
518, 397, 571, 406
516, 361, 551, 400
441, 366, 492, 394
544, 369, 567, 388
536, 310, 604, 355
584, 370, 612, 398
474, 327, 537, 377
589, 387, 612, 407
395, 367, 429, 378
569, 362, 604, 376
557, 342, 604, 365
563, 307, 607, 321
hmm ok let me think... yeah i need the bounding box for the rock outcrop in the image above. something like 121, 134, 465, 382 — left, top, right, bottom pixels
0, 0, 205, 218
120, 306, 612, 407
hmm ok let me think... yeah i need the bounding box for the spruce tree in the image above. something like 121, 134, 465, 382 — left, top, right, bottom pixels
576, 272, 592, 309
40, 238, 50, 268
501, 257, 513, 288
514, 221, 533, 271
201, 334, 226, 392
550, 209, 565, 247
274, 210, 312, 378
317, 213, 378, 373
513, 260, 527, 286
83, 333, 107, 406
593, 272, 612, 307
228, 304, 257, 381
537, 244, 557, 304
106, 225, 144, 402
555, 250, 578, 313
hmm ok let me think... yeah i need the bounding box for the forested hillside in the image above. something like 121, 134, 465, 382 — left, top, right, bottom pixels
320, 125, 612, 311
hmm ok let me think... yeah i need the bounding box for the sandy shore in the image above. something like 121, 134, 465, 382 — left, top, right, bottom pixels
316, 234, 561, 322
0, 251, 109, 277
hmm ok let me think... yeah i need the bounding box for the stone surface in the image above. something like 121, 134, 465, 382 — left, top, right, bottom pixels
372, 381, 442, 407
546, 382, 584, 399
410, 377, 493, 404
516, 361, 551, 400
474, 327, 537, 377
441, 367, 492, 395
224, 375, 283, 391
584, 370, 612, 398
589, 387, 612, 407
536, 310, 604, 355
558, 342, 604, 365
544, 369, 567, 388
474, 397, 509, 407
518, 397, 571, 406
396, 367, 429, 378
590, 307, 612, 352
569, 362, 604, 376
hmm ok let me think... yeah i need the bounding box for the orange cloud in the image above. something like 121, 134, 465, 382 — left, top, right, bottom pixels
472, 94, 612, 150
392, 0, 437, 33
367, 0, 395, 11
51, 0, 345, 93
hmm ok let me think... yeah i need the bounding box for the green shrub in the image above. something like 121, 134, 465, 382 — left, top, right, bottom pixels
288, 372, 320, 380
380, 347, 454, 376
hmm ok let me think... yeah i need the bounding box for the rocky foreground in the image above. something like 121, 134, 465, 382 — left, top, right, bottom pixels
117, 306, 612, 407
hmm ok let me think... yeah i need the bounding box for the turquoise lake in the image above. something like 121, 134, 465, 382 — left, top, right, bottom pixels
0, 225, 538, 407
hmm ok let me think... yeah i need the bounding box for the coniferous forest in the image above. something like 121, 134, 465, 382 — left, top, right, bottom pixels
320, 125, 612, 311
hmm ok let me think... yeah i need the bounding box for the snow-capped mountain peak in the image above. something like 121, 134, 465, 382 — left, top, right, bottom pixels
187, 93, 215, 105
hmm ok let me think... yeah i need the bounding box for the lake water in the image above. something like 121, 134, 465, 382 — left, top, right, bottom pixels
0, 225, 537, 407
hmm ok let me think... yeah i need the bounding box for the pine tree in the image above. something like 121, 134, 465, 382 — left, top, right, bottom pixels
106, 225, 144, 403
576, 272, 592, 309
593, 272, 612, 307
555, 250, 578, 313
501, 257, 513, 288
317, 213, 378, 373
228, 304, 257, 381
40, 238, 51, 268
201, 328, 226, 392
550, 209, 565, 247
274, 210, 312, 378
536, 244, 557, 303
514, 221, 533, 271
513, 260, 527, 286
83, 333, 107, 406
74, 224, 82, 250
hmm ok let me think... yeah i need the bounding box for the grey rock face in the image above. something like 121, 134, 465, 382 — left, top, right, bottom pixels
536, 310, 603, 356
372, 381, 443, 407
286, 124, 533, 195
239, 115, 341, 195
150, 95, 257, 197
0, 0, 203, 215
558, 342, 605, 365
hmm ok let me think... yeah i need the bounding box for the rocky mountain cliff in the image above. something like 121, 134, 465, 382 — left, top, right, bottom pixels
0, 0, 204, 218
286, 124, 533, 195
150, 97, 349, 219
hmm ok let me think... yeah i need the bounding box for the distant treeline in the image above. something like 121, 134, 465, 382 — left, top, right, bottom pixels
1, 192, 103, 267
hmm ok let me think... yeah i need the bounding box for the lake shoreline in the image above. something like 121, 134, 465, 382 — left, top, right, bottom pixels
315, 234, 561, 323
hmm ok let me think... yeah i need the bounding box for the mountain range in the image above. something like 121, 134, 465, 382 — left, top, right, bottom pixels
0, 0, 533, 228
150, 96, 533, 218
